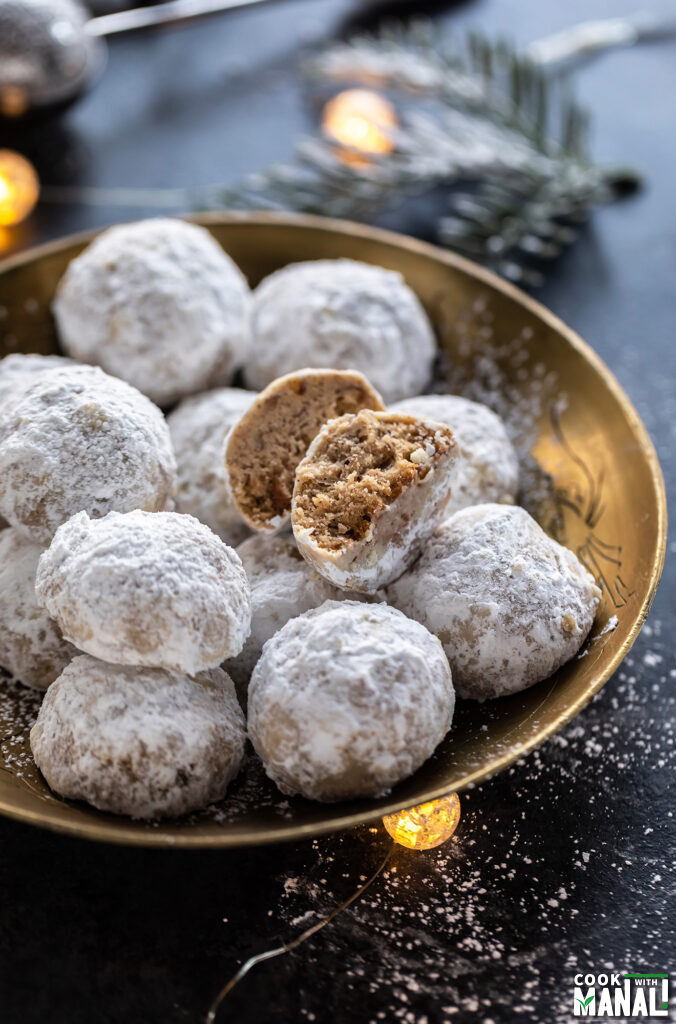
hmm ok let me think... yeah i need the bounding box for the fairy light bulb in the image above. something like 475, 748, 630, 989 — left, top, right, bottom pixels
322, 89, 397, 163
0, 150, 40, 226
383, 793, 461, 850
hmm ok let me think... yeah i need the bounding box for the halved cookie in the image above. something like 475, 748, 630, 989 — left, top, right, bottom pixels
225, 368, 384, 533
292, 409, 457, 592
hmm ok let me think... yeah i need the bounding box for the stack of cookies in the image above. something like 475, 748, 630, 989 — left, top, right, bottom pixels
0, 217, 600, 820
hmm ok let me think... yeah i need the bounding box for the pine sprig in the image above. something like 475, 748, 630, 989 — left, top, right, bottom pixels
441, 169, 600, 286
212, 22, 640, 284
305, 21, 585, 159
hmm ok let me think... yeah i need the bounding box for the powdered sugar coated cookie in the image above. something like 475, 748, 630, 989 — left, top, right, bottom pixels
167, 386, 256, 546
225, 533, 358, 702
0, 354, 75, 531
246, 259, 436, 402
0, 529, 74, 690
53, 218, 252, 406
36, 510, 251, 674
0, 364, 176, 544
248, 600, 455, 802
31, 655, 245, 819
391, 394, 519, 517
387, 504, 601, 701
0, 353, 74, 408
226, 368, 384, 534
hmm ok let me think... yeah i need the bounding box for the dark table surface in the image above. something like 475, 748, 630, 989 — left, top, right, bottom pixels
0, 1, 674, 1022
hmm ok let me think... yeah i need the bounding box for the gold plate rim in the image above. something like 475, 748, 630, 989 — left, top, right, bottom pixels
0, 212, 667, 848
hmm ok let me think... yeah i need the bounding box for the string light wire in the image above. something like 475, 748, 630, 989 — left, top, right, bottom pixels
205, 843, 394, 1023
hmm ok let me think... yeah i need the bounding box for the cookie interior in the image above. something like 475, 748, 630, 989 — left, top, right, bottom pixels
226, 370, 384, 530
292, 410, 455, 551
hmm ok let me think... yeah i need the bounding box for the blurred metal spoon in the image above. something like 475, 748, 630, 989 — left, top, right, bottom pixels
3, 2, 675, 119
526, 10, 676, 68
0, 0, 287, 117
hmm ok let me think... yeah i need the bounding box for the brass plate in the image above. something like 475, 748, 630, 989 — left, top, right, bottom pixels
0, 213, 667, 848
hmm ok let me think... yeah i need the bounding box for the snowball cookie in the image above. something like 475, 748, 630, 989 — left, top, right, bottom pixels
246, 259, 436, 403
35, 510, 251, 674
0, 364, 176, 544
387, 504, 602, 701
167, 386, 256, 546
0, 356, 76, 533
53, 218, 252, 406
391, 394, 519, 517
0, 356, 74, 528
31, 656, 245, 819
226, 368, 384, 533
0, 353, 74, 407
292, 410, 457, 593
225, 533, 357, 702
0, 529, 74, 690
248, 601, 455, 802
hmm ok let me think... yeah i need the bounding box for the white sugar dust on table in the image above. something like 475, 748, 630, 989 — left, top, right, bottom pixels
0, 674, 42, 784
256, 616, 673, 1024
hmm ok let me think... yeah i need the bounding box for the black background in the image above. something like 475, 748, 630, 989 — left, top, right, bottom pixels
0, 1, 674, 1022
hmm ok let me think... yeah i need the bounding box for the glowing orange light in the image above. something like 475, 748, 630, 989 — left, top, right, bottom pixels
322, 89, 397, 164
383, 793, 461, 850
0, 150, 40, 227
1, 86, 29, 118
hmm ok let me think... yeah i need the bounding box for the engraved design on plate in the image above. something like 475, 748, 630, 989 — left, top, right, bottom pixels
547, 403, 634, 610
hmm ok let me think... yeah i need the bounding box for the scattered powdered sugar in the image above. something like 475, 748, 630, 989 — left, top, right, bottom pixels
594, 615, 619, 639
0, 671, 43, 783
184, 750, 297, 826
435, 303, 563, 522
438, 303, 559, 453
248, 616, 673, 1023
